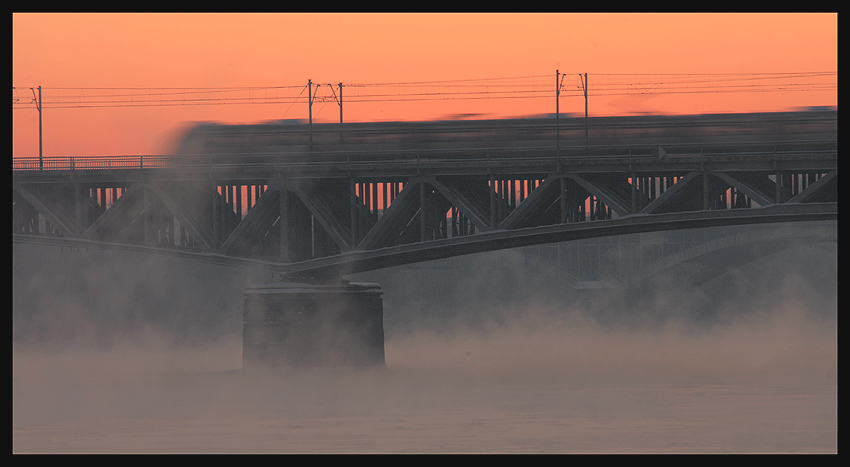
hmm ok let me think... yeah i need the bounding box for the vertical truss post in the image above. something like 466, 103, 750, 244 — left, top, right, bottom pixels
143, 184, 151, 247
419, 181, 426, 242
279, 187, 290, 263
350, 178, 358, 247
560, 176, 567, 224
631, 171, 637, 214
211, 181, 220, 246
489, 173, 497, 228
75, 182, 83, 235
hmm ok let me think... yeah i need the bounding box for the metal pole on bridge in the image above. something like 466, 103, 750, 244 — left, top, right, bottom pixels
580, 73, 588, 153
556, 69, 560, 162
38, 86, 43, 170
30, 86, 43, 170
308, 79, 313, 152
556, 70, 567, 170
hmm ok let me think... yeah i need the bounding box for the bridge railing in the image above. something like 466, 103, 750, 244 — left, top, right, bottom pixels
12, 139, 836, 172
11, 154, 180, 171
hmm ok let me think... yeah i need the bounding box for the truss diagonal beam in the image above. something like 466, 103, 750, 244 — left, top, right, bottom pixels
357, 177, 421, 250
219, 186, 281, 255
498, 174, 561, 229
788, 169, 837, 203
425, 175, 494, 232
83, 183, 145, 241
712, 172, 775, 207
566, 173, 633, 216
147, 182, 216, 250
13, 183, 78, 236
639, 171, 703, 214
290, 181, 353, 251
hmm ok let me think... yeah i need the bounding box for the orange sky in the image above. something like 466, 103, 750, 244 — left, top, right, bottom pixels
12, 13, 837, 157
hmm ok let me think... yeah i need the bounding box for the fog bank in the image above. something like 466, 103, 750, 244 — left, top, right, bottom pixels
12, 223, 837, 453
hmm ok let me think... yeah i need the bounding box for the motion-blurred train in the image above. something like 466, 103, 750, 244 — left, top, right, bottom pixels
173, 108, 837, 163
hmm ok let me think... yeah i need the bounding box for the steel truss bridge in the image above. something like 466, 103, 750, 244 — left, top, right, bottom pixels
12, 115, 837, 282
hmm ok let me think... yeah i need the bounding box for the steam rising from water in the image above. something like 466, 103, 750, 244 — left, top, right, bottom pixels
12, 225, 837, 453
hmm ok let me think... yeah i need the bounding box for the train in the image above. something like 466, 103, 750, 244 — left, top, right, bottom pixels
172, 108, 837, 163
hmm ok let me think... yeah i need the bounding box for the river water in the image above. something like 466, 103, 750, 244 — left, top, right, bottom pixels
12, 233, 837, 453
13, 309, 837, 454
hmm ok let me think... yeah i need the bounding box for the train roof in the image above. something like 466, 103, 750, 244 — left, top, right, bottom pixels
184, 107, 836, 131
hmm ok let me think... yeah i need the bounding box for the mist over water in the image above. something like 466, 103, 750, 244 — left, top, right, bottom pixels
12, 223, 837, 453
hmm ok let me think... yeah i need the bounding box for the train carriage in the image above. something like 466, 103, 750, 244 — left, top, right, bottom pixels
173, 109, 837, 166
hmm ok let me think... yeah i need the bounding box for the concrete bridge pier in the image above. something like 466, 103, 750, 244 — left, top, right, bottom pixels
242, 280, 385, 368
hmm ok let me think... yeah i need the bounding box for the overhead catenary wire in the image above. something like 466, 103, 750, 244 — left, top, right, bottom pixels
12, 72, 837, 110
580, 72, 837, 97
11, 85, 310, 109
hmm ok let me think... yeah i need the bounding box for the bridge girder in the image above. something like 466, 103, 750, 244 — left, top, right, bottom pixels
13, 166, 837, 281
12, 114, 838, 280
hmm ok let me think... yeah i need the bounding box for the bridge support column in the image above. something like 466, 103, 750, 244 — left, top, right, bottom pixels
242, 281, 385, 368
